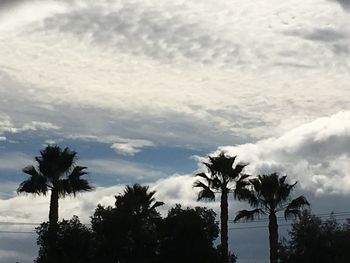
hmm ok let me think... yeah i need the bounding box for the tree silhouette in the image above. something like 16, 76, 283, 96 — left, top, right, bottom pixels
17, 145, 93, 262
91, 184, 163, 263
35, 215, 93, 263
194, 151, 248, 263
159, 204, 220, 263
280, 210, 350, 263
234, 173, 309, 263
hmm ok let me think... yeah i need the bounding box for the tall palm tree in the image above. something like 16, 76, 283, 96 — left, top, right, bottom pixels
17, 145, 93, 262
194, 151, 248, 263
234, 173, 309, 263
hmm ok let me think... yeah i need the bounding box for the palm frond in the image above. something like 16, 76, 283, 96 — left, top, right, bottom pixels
284, 195, 310, 220
197, 188, 215, 201
234, 209, 265, 222
150, 201, 164, 210
229, 164, 247, 179
195, 172, 211, 182
22, 165, 40, 177
234, 174, 253, 200
17, 168, 48, 195
194, 180, 215, 201
59, 147, 77, 173
61, 166, 93, 196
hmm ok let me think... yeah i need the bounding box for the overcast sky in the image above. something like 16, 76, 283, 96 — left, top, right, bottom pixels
0, 0, 350, 262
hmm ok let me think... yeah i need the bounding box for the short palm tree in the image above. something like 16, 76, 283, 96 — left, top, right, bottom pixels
234, 173, 309, 263
115, 184, 164, 218
17, 145, 93, 262
194, 151, 248, 263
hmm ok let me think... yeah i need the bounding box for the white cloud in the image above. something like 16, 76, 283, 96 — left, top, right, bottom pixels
0, 112, 60, 135
17, 121, 60, 132
67, 134, 154, 155
0, 0, 348, 150
218, 111, 350, 195
0, 173, 198, 223
0, 0, 67, 31
110, 139, 154, 156
0, 113, 15, 134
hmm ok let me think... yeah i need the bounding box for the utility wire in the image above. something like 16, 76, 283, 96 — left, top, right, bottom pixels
0, 210, 349, 234
229, 211, 350, 224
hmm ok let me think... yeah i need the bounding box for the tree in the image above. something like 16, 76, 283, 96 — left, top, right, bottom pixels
159, 204, 220, 263
91, 184, 163, 263
35, 215, 94, 263
279, 210, 350, 263
17, 145, 93, 262
194, 151, 248, 263
234, 173, 309, 263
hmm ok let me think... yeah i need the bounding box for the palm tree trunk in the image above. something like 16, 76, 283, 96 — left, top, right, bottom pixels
220, 190, 229, 263
268, 212, 279, 263
49, 188, 59, 224
48, 188, 59, 263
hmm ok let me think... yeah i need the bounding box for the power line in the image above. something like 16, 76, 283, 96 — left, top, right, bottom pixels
0, 210, 349, 234
229, 211, 350, 224
0, 230, 35, 234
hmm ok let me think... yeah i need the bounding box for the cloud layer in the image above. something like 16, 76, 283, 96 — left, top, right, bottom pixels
0, 0, 349, 153
219, 111, 350, 194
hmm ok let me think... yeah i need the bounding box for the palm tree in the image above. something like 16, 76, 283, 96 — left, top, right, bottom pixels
114, 184, 163, 262
234, 173, 309, 263
194, 151, 248, 263
17, 145, 93, 262
115, 183, 164, 218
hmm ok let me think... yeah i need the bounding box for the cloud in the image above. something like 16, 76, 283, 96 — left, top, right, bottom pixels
0, 153, 32, 171
0, 173, 198, 223
331, 0, 350, 11
0, 113, 15, 134
0, 0, 349, 151
17, 121, 60, 132
0, 0, 67, 31
86, 158, 167, 184
110, 139, 154, 156
285, 28, 347, 43
0, 111, 60, 136
40, 0, 242, 65
0, 248, 34, 263
218, 111, 350, 194
67, 134, 154, 155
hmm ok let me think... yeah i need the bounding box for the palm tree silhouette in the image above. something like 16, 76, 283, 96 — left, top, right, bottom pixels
17, 145, 93, 262
234, 173, 309, 263
194, 151, 248, 263
115, 183, 164, 218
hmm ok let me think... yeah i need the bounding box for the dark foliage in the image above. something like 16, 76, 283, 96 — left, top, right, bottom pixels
279, 210, 350, 263
35, 216, 94, 263
91, 184, 163, 263
158, 204, 221, 263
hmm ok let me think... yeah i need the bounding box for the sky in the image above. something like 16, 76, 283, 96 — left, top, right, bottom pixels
0, 0, 350, 262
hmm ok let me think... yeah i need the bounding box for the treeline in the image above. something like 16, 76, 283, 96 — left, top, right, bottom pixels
279, 210, 350, 263
34, 184, 230, 263
16, 145, 350, 263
